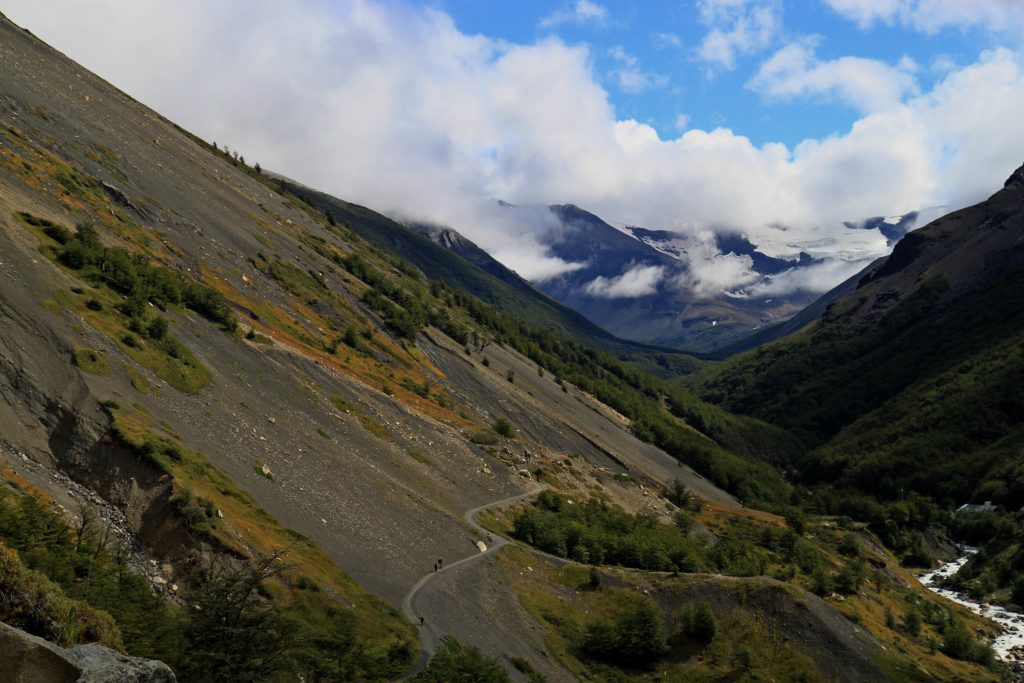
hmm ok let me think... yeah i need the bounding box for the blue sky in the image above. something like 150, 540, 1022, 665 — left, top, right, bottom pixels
4, 0, 1024, 292
436, 0, 997, 146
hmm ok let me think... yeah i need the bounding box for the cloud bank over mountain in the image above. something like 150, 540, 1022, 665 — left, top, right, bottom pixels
6, 0, 1023, 296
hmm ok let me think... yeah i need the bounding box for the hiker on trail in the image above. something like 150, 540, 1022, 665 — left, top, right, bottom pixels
438, 558, 443, 568
433, 562, 438, 572
419, 616, 425, 626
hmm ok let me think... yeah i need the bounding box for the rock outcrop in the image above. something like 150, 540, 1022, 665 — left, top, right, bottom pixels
0, 622, 175, 683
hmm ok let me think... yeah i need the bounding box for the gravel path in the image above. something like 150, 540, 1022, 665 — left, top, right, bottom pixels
399, 489, 542, 678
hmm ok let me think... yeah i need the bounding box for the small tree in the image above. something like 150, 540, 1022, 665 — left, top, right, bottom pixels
784, 508, 806, 535
414, 637, 509, 682
147, 316, 169, 341
492, 417, 515, 438
665, 479, 689, 507
254, 162, 261, 175
903, 607, 922, 637
583, 598, 668, 667
178, 551, 299, 682
688, 604, 717, 644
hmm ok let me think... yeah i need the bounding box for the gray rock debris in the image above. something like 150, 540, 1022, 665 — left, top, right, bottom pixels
0, 622, 175, 683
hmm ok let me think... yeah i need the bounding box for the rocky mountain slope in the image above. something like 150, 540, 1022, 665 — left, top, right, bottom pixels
0, 12, 1009, 682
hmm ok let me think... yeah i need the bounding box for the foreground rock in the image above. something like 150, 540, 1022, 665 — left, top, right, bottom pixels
0, 622, 175, 683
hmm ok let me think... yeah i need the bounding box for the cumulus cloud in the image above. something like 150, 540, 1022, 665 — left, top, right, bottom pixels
540, 0, 609, 29
3, 1, 1024, 296
584, 264, 666, 298
749, 39, 919, 112
696, 0, 781, 70
822, 0, 1024, 35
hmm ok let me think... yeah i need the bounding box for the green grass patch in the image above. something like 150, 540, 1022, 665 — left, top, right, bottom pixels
329, 394, 356, 413
73, 348, 111, 375
406, 449, 429, 464
124, 364, 153, 394
360, 416, 393, 441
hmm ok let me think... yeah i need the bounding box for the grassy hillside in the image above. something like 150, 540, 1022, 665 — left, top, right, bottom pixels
696, 174, 1024, 595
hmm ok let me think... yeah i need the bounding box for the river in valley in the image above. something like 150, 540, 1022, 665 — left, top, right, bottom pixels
919, 548, 1024, 667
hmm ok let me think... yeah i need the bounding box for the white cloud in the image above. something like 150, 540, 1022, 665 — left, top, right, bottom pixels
584, 264, 666, 298
3, 1, 1024, 297
654, 32, 683, 49
750, 257, 871, 296
540, 0, 609, 29
608, 46, 668, 93
696, 0, 781, 70
673, 234, 761, 297
822, 0, 1024, 35
749, 40, 919, 112
675, 113, 692, 131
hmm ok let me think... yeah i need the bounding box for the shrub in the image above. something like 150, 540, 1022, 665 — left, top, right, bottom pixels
665, 479, 689, 507
146, 316, 169, 340
412, 637, 509, 682
0, 542, 122, 649
679, 603, 717, 644
492, 417, 515, 438
470, 431, 498, 446
941, 620, 994, 665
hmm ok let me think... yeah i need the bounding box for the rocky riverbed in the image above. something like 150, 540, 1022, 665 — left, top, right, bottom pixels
920, 549, 1024, 673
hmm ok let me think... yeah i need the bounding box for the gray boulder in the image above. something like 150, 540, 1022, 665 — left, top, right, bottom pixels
0, 622, 175, 683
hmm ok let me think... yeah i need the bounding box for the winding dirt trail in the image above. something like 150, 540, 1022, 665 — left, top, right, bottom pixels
399, 489, 543, 677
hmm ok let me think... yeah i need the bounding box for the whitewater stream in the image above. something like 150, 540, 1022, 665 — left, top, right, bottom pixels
919, 548, 1024, 665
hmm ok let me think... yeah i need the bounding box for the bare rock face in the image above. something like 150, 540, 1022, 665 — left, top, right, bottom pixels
0, 622, 175, 683
0, 622, 79, 683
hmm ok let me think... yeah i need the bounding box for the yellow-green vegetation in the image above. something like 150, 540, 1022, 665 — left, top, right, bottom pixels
102, 404, 416, 678
124, 364, 154, 394
0, 470, 168, 658
410, 637, 510, 682
329, 393, 356, 413
360, 415, 393, 441
406, 449, 429, 464
327, 393, 396, 441
496, 489, 1003, 681
499, 542, 1001, 683
502, 546, 823, 682
0, 540, 122, 650
72, 348, 111, 375
20, 213, 221, 393
0, 465, 414, 680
